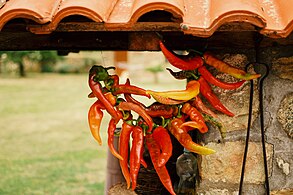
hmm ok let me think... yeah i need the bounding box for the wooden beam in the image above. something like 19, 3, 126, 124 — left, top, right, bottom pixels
0, 28, 292, 52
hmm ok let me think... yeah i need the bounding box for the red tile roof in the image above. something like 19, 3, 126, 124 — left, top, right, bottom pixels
1, 0, 293, 38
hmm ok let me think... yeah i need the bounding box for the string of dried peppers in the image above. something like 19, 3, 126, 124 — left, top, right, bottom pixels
87, 41, 261, 194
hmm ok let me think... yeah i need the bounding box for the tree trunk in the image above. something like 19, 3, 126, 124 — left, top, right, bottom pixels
154, 73, 159, 84
19, 62, 26, 77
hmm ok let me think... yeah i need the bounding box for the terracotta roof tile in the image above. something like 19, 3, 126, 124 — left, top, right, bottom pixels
108, 0, 184, 24
0, 0, 60, 29
1, 0, 293, 38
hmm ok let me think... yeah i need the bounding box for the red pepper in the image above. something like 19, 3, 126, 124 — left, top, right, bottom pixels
168, 118, 215, 155
181, 103, 208, 133
159, 41, 203, 70
124, 79, 146, 108
118, 102, 153, 133
88, 100, 105, 145
89, 74, 121, 120
112, 84, 151, 98
140, 154, 147, 169
191, 96, 218, 119
130, 126, 144, 190
198, 66, 245, 90
119, 121, 134, 189
109, 75, 119, 87
124, 93, 146, 108
145, 102, 178, 119
103, 92, 116, 106
152, 126, 173, 167
108, 118, 123, 160
146, 133, 176, 195
198, 77, 234, 117
203, 52, 261, 80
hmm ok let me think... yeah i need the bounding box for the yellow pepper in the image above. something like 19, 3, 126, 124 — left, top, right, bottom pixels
147, 80, 200, 101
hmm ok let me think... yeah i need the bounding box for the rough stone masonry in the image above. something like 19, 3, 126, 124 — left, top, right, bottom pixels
197, 50, 293, 195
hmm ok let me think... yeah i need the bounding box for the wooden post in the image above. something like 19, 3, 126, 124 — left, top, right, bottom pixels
114, 51, 128, 76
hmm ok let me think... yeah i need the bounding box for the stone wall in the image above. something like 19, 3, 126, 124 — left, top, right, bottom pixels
197, 51, 293, 195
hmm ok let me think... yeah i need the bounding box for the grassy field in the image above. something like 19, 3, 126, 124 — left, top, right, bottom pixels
0, 72, 185, 195
0, 73, 110, 195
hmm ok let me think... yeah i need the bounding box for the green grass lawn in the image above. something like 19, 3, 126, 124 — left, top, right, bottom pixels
0, 73, 109, 195
0, 72, 185, 195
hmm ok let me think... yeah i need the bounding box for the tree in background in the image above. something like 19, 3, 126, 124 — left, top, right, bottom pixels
0, 51, 30, 77
0, 51, 63, 77
145, 64, 164, 84
37, 51, 64, 73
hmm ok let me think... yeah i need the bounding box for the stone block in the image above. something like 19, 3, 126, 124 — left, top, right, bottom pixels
201, 141, 273, 184
197, 188, 238, 195
271, 189, 293, 195
277, 92, 293, 139
272, 57, 293, 81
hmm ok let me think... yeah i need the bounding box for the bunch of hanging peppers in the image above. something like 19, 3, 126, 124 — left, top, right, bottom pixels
87, 41, 260, 194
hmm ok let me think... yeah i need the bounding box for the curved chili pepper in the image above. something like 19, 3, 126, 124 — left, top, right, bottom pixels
198, 77, 234, 117
198, 66, 245, 89
168, 118, 215, 155
88, 92, 95, 98
203, 52, 261, 80
145, 102, 177, 119
89, 74, 121, 120
124, 93, 146, 108
202, 113, 226, 139
103, 92, 116, 106
181, 102, 208, 133
118, 102, 153, 133
88, 100, 105, 145
149, 91, 186, 105
147, 80, 200, 101
119, 121, 134, 189
112, 84, 151, 98
130, 126, 144, 190
146, 133, 176, 195
124, 79, 146, 108
108, 75, 119, 87
108, 118, 123, 160
88, 91, 117, 106
140, 154, 147, 169
89, 65, 112, 81
152, 126, 173, 167
166, 68, 199, 80
179, 121, 204, 132
166, 68, 188, 80
159, 41, 203, 70
191, 96, 218, 119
